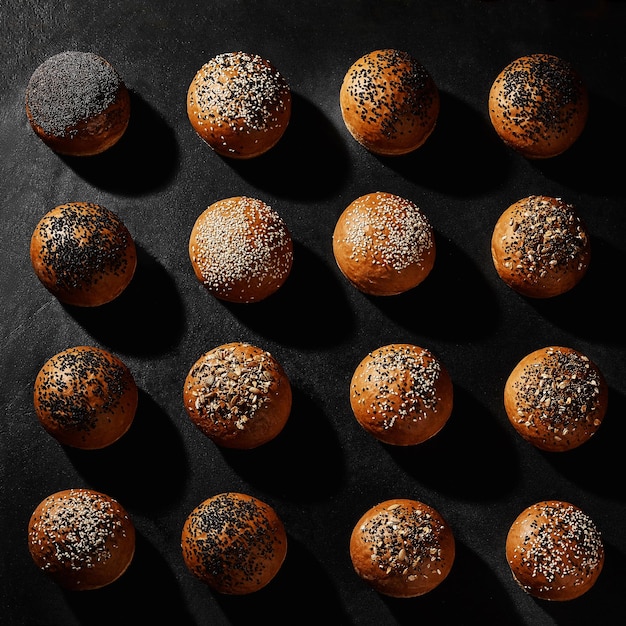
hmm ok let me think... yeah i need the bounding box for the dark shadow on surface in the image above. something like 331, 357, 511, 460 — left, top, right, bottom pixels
59, 90, 180, 196
225, 92, 350, 201
64, 390, 189, 512
377, 90, 511, 197
66, 245, 186, 356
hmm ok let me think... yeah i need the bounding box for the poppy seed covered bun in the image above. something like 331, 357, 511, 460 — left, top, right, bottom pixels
332, 192, 435, 296
504, 346, 608, 452
350, 498, 455, 598
187, 51, 291, 159
506, 500, 604, 600
28, 488, 135, 590
340, 49, 439, 156
25, 51, 131, 156
34, 346, 138, 449
183, 342, 292, 449
489, 53, 588, 159
491, 195, 591, 298
181, 492, 287, 594
189, 196, 293, 303
350, 343, 453, 446
30, 202, 137, 307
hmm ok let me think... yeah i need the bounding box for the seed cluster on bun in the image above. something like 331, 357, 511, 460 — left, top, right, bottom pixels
25, 51, 131, 156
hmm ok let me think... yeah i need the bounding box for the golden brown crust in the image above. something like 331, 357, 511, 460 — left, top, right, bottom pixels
187, 51, 291, 159
350, 344, 453, 446
30, 202, 137, 307
28, 488, 135, 590
25, 51, 130, 157
504, 346, 608, 452
350, 498, 455, 598
188, 196, 293, 303
506, 500, 604, 600
332, 192, 435, 296
491, 195, 590, 298
181, 492, 287, 594
33, 346, 138, 449
340, 49, 439, 156
489, 53, 588, 159
183, 342, 292, 449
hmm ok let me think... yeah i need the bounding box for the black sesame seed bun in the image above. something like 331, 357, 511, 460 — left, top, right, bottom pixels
183, 342, 292, 449
350, 498, 455, 598
25, 51, 131, 157
187, 51, 291, 159
504, 346, 608, 452
30, 202, 137, 307
506, 500, 604, 601
28, 488, 136, 591
350, 343, 453, 446
188, 196, 293, 304
489, 53, 588, 159
491, 195, 591, 298
340, 49, 440, 156
34, 346, 138, 449
181, 492, 288, 594
332, 191, 436, 296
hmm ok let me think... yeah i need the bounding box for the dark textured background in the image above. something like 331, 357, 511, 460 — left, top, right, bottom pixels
2, 1, 626, 624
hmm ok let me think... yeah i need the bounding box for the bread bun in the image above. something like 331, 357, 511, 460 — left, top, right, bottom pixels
350, 498, 455, 598
28, 488, 135, 590
332, 192, 435, 296
25, 51, 131, 157
489, 53, 588, 159
504, 346, 607, 452
350, 343, 453, 446
189, 196, 293, 303
30, 202, 137, 307
33, 346, 138, 449
181, 492, 287, 594
183, 342, 292, 449
491, 195, 590, 298
506, 500, 604, 600
340, 49, 439, 156
187, 51, 291, 159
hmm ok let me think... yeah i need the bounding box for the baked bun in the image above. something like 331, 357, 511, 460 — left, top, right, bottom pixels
350, 343, 453, 446
491, 195, 590, 298
187, 51, 291, 159
28, 488, 135, 590
183, 342, 292, 449
506, 500, 604, 600
189, 196, 293, 303
504, 346, 608, 452
340, 49, 439, 156
34, 346, 138, 449
489, 53, 588, 159
350, 498, 455, 598
181, 492, 287, 594
30, 202, 137, 307
25, 51, 131, 157
332, 192, 435, 296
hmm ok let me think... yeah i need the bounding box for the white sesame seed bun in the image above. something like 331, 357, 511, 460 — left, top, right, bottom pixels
188, 196, 293, 304
332, 192, 435, 296
506, 500, 604, 600
28, 489, 135, 591
187, 51, 291, 159
350, 498, 455, 598
350, 343, 453, 446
